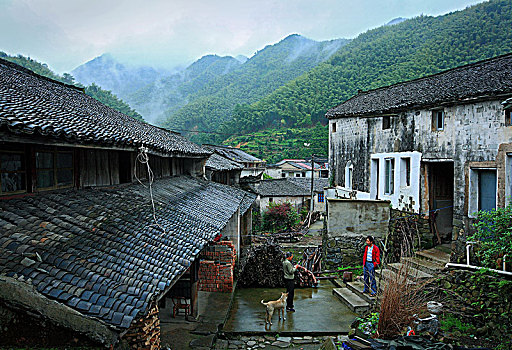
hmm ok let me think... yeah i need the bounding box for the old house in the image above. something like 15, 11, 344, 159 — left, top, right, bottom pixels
204, 147, 244, 186
327, 53, 512, 260
265, 158, 328, 179
203, 144, 266, 178
246, 177, 329, 214
0, 58, 255, 349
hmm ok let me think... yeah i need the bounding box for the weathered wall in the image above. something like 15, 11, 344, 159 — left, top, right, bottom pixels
329, 99, 512, 260
325, 198, 389, 268
221, 210, 240, 258
259, 196, 304, 213
0, 276, 117, 348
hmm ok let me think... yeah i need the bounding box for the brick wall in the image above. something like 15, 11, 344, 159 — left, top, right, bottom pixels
198, 241, 236, 293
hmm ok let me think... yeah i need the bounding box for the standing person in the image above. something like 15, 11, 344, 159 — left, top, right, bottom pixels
363, 235, 380, 297
283, 252, 298, 312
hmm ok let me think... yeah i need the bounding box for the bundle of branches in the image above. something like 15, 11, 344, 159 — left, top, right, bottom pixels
377, 261, 431, 339
295, 265, 318, 287
390, 214, 421, 262
238, 238, 285, 287
298, 246, 322, 273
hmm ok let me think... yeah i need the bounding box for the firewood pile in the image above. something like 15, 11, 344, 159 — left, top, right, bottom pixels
296, 246, 322, 287
124, 303, 160, 350
238, 238, 285, 287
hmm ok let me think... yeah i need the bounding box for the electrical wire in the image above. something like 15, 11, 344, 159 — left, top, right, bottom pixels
134, 145, 167, 237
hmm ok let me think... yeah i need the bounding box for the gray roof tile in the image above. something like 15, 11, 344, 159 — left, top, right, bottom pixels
0, 175, 253, 330
327, 53, 512, 118
0, 58, 210, 157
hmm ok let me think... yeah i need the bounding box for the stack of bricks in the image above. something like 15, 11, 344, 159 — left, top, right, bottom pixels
124, 304, 160, 350
198, 241, 236, 293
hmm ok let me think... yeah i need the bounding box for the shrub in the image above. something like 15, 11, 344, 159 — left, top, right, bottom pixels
469, 205, 512, 269
262, 202, 300, 233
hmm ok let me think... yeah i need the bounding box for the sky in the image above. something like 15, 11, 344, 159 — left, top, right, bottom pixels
0, 0, 485, 74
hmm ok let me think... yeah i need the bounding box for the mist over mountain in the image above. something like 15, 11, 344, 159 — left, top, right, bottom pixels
70, 34, 349, 126
159, 34, 350, 138
127, 54, 244, 123
71, 53, 169, 101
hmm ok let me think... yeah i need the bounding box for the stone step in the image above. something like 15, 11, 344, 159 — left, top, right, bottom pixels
375, 268, 416, 286
401, 256, 445, 275
415, 248, 450, 265
333, 287, 370, 314
387, 263, 434, 281
346, 280, 376, 304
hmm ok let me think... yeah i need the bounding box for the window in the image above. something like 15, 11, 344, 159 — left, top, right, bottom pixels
269, 197, 273, 203
345, 161, 353, 190
384, 158, 395, 195
382, 116, 390, 130
331, 122, 337, 133
432, 110, 444, 131
400, 157, 411, 187
469, 168, 497, 216
0, 152, 26, 194
295, 173, 301, 177
478, 170, 496, 212
301, 172, 305, 177
505, 109, 511, 127
318, 193, 324, 203
36, 150, 73, 190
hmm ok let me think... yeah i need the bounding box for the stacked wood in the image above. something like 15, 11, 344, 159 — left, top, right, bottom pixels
295, 265, 318, 287
124, 304, 160, 350
238, 238, 285, 287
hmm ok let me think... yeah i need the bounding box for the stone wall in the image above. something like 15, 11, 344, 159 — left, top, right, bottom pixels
324, 198, 389, 268
198, 241, 236, 293
435, 269, 512, 343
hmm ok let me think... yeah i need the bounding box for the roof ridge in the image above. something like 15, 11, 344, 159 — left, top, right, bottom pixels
0, 57, 84, 93
349, 52, 512, 98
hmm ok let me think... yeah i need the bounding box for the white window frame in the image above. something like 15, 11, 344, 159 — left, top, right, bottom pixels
384, 158, 395, 195
400, 157, 411, 188
344, 161, 353, 190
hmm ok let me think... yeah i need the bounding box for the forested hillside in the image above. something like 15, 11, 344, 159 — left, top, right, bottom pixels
220, 0, 512, 162
127, 54, 244, 123
0, 52, 144, 122
160, 34, 349, 141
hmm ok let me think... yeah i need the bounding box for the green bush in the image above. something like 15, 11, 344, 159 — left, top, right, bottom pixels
469, 205, 512, 269
262, 202, 300, 233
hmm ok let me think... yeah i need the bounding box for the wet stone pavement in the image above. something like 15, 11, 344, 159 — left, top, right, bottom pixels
223, 279, 356, 334
213, 334, 350, 349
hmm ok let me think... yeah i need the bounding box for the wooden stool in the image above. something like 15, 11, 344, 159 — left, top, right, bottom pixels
172, 297, 190, 318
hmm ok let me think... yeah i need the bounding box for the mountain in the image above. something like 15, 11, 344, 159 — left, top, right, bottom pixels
0, 52, 144, 122
160, 34, 350, 142
72, 53, 166, 101
385, 17, 407, 26
219, 0, 512, 162
127, 54, 243, 123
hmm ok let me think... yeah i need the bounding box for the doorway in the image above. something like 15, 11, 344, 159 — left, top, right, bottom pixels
427, 162, 454, 244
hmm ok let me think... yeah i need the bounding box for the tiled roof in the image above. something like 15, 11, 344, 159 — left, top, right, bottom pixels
248, 179, 309, 197
205, 152, 244, 171
239, 192, 257, 215
288, 177, 329, 193
203, 145, 262, 164
0, 176, 251, 333
327, 53, 512, 118
0, 58, 209, 157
